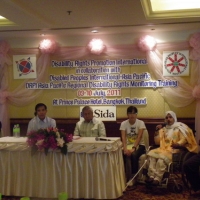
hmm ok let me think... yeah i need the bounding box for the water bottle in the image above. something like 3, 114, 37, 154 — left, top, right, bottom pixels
13, 124, 17, 137
16, 124, 20, 137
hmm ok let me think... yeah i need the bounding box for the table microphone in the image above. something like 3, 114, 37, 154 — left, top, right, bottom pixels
95, 137, 111, 141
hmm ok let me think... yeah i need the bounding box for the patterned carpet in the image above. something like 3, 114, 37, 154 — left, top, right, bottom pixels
1, 183, 200, 200
117, 182, 200, 200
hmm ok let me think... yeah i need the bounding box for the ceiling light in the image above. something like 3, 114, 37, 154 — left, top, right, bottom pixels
150, 0, 200, 11
91, 30, 98, 33
39, 39, 57, 54
141, 0, 200, 19
0, 15, 5, 19
0, 15, 15, 26
88, 39, 106, 55
138, 35, 157, 51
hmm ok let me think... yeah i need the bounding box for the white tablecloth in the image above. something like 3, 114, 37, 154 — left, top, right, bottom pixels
0, 137, 126, 199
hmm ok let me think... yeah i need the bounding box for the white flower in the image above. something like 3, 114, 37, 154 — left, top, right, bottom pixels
36, 139, 44, 146
56, 137, 65, 147
56, 131, 60, 138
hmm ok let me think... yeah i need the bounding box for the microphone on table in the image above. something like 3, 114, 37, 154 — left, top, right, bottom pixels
95, 137, 111, 141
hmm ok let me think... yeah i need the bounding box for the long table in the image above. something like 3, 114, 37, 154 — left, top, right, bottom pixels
0, 137, 126, 199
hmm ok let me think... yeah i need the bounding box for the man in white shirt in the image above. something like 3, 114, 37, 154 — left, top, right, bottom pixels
27, 103, 56, 133
74, 106, 106, 137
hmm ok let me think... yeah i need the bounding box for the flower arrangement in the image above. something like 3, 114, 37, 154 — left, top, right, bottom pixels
27, 127, 73, 155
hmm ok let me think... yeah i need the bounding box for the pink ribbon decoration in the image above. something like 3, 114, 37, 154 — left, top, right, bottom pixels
138, 35, 157, 52
0, 40, 10, 55
39, 39, 58, 54
88, 38, 106, 55
192, 85, 200, 99
0, 91, 9, 104
189, 33, 200, 61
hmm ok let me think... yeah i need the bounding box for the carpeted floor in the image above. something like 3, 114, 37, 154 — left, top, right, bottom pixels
2, 183, 200, 200
117, 182, 200, 200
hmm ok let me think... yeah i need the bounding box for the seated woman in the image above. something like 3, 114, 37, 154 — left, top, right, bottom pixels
120, 106, 147, 185
27, 103, 56, 133
146, 111, 198, 186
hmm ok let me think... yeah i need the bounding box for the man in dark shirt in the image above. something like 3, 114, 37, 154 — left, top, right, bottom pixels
183, 153, 200, 192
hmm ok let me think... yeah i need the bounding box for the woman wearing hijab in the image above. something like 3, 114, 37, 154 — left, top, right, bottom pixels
146, 111, 198, 186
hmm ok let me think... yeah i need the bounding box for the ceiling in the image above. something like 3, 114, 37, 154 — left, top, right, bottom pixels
0, 0, 200, 45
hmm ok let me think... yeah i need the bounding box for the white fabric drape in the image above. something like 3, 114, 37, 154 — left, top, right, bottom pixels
0, 137, 126, 199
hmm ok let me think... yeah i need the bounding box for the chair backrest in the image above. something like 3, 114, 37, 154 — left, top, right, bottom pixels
20, 197, 30, 200
58, 192, 68, 200
142, 129, 149, 151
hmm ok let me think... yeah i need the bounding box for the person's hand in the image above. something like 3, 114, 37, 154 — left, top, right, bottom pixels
130, 148, 136, 154
124, 149, 133, 156
171, 141, 181, 149
156, 124, 163, 131
123, 149, 129, 155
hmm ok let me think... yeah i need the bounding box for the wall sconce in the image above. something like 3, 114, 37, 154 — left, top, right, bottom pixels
138, 35, 157, 52
88, 38, 106, 55
39, 39, 57, 54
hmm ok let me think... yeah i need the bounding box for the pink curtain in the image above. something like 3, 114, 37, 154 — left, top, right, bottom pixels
144, 38, 200, 144
0, 35, 200, 141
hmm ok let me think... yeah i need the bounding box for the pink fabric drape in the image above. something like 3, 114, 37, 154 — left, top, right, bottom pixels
0, 43, 146, 135
0, 35, 200, 141
143, 38, 200, 145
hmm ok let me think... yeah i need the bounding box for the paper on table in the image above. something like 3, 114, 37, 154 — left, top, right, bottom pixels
73, 136, 80, 140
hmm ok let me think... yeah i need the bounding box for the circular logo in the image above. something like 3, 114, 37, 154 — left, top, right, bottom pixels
164, 52, 188, 75
16, 57, 34, 76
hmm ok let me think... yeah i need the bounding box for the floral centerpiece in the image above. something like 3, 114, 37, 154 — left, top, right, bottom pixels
27, 127, 73, 155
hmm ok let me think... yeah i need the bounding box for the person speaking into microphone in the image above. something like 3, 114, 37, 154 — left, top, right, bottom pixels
74, 106, 106, 137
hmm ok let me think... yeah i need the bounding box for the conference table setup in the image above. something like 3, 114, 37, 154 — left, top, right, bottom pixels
0, 136, 126, 199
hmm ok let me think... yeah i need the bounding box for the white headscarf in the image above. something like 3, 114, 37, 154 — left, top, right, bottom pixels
165, 111, 177, 122
165, 110, 188, 138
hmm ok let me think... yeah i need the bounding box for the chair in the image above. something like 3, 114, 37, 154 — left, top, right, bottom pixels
20, 197, 30, 200
125, 129, 149, 183
140, 141, 197, 193
58, 192, 68, 200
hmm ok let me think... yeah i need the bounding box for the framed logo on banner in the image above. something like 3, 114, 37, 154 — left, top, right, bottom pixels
163, 50, 189, 76
13, 55, 37, 79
